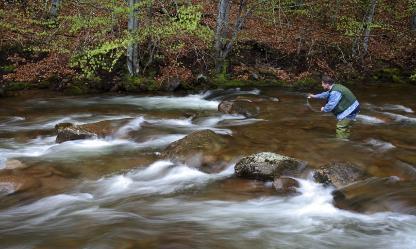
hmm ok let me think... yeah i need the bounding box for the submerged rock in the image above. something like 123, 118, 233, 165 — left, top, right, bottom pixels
218, 100, 261, 118
235, 152, 308, 181
55, 121, 115, 143
162, 129, 229, 168
218, 100, 260, 117
4, 159, 28, 170
0, 174, 42, 195
313, 161, 368, 188
218, 95, 278, 117
0, 165, 76, 197
273, 176, 300, 194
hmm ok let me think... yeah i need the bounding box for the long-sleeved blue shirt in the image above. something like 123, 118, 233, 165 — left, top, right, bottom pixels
313, 89, 359, 120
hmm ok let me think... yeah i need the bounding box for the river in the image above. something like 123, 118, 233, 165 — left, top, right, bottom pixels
0, 85, 415, 248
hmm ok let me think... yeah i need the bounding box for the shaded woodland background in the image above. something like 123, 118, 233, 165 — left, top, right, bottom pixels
1, 0, 415, 92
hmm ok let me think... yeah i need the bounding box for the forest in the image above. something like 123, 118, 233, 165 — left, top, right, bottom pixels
1, 0, 416, 93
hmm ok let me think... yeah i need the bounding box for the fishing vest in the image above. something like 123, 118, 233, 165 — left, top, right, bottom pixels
328, 84, 357, 115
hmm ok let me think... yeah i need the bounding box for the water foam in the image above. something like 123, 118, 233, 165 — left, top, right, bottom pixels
382, 112, 416, 124
357, 114, 386, 124
382, 104, 414, 113
365, 138, 396, 152
93, 160, 235, 197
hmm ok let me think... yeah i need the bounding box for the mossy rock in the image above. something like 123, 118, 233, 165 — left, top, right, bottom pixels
235, 152, 309, 181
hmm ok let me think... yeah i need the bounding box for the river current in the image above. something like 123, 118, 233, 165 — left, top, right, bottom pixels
0, 85, 415, 248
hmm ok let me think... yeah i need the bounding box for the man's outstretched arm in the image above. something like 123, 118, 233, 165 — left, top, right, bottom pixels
308, 91, 329, 99
321, 91, 342, 112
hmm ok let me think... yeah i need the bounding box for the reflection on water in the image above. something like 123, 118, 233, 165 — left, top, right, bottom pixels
0, 86, 415, 248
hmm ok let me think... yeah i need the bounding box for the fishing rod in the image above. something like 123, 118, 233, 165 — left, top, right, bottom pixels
305, 96, 321, 113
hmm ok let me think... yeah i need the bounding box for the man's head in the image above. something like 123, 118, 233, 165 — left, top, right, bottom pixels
321, 75, 334, 90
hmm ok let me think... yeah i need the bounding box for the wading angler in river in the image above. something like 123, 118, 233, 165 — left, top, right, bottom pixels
308, 75, 360, 139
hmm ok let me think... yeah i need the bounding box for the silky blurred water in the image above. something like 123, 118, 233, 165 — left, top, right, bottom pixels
0, 85, 415, 249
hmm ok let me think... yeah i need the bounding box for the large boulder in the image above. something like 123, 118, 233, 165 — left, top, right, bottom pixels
235, 152, 308, 181
333, 176, 416, 214
313, 161, 369, 188
55, 121, 115, 143
161, 129, 229, 168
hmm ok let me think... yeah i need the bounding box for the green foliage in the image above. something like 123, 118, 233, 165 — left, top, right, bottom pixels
5, 82, 30, 91
70, 39, 126, 79
68, 2, 212, 79
410, 71, 416, 82
63, 15, 112, 35
336, 16, 364, 37
123, 75, 159, 91
410, 0, 416, 11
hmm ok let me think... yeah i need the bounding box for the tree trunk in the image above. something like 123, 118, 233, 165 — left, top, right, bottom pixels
127, 0, 140, 76
362, 0, 378, 56
331, 0, 341, 24
49, 0, 61, 18
214, 0, 231, 74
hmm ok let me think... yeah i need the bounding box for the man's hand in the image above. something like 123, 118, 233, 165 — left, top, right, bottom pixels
320, 107, 324, 112
307, 93, 314, 99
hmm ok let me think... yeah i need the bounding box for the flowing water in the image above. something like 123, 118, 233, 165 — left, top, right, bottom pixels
0, 85, 415, 248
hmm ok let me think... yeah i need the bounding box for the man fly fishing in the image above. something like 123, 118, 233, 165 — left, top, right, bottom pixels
308, 75, 360, 139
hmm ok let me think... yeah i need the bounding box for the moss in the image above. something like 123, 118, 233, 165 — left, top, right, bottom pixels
122, 75, 160, 92
36, 81, 51, 89
292, 77, 320, 91
5, 82, 30, 91
373, 68, 407, 84
0, 65, 16, 73
64, 85, 85, 95
211, 78, 284, 88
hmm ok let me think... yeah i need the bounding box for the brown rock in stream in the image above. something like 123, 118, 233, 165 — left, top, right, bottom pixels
313, 161, 369, 188
55, 121, 115, 143
162, 129, 229, 168
218, 100, 260, 118
0, 165, 76, 197
235, 152, 309, 181
333, 176, 416, 214
0, 174, 42, 195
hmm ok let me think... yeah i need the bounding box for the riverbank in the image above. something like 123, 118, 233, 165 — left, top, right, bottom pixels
1, 69, 415, 98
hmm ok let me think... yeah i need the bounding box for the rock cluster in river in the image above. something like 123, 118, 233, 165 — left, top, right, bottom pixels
234, 152, 374, 195
234, 152, 309, 194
